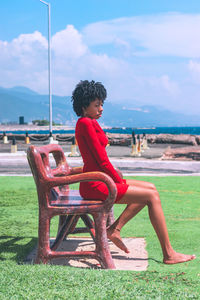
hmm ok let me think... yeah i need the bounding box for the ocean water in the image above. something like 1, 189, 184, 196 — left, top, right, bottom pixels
104, 127, 200, 135
2, 127, 200, 135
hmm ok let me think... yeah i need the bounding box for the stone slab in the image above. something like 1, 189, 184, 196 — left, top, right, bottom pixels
26, 237, 148, 271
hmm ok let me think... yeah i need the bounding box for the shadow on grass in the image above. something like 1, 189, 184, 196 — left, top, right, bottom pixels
148, 257, 163, 264
0, 235, 37, 263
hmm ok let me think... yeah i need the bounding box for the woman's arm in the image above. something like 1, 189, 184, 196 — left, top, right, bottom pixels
78, 118, 123, 183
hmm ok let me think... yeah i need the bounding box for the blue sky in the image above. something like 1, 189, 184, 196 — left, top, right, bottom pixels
1, 0, 200, 115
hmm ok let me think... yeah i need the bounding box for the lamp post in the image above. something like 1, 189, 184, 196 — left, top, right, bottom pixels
39, 0, 56, 143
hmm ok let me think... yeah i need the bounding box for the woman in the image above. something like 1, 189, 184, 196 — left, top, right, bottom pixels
72, 80, 195, 264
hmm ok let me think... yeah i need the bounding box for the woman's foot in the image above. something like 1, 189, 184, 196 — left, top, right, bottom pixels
107, 227, 130, 253
163, 252, 196, 264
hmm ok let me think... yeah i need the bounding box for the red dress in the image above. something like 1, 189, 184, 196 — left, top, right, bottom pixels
75, 117, 129, 202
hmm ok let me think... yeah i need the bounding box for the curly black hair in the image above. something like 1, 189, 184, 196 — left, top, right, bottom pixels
71, 80, 107, 116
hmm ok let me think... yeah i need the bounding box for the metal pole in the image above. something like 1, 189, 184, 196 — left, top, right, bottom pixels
40, 0, 52, 136
48, 3, 52, 135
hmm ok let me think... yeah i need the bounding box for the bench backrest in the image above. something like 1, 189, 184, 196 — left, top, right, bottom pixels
27, 144, 71, 206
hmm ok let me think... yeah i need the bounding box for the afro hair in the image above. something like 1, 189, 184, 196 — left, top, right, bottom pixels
71, 80, 107, 116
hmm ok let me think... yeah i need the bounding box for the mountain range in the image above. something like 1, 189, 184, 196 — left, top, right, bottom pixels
0, 86, 200, 127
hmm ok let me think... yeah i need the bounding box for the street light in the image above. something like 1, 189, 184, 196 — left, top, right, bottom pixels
39, 0, 55, 143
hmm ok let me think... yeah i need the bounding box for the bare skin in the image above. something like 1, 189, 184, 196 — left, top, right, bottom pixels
107, 179, 196, 264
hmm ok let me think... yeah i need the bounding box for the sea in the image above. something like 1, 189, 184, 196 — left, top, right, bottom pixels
2, 126, 200, 135
104, 127, 200, 135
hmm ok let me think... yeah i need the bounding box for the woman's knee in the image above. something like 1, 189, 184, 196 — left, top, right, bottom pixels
147, 189, 160, 206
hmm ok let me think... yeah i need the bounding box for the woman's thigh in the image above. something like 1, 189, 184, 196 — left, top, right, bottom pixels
117, 185, 158, 205
126, 178, 156, 190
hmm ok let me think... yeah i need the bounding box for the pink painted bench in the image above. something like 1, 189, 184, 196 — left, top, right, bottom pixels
27, 144, 117, 269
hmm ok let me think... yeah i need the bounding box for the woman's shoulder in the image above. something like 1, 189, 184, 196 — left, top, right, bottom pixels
76, 117, 96, 130
77, 117, 96, 126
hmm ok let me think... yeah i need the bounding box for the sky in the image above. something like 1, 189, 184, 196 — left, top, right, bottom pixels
1, 0, 200, 115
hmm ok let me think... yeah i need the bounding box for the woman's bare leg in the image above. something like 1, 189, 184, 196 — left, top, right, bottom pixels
107, 201, 145, 253
107, 179, 195, 264
107, 179, 154, 253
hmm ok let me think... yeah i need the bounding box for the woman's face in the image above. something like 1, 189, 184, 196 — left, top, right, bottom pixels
82, 98, 103, 119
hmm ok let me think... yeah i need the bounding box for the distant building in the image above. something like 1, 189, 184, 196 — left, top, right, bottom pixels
19, 116, 24, 125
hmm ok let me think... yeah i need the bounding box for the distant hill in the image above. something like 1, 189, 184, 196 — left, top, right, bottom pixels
0, 86, 76, 126
100, 104, 200, 127
6, 86, 39, 95
0, 86, 200, 127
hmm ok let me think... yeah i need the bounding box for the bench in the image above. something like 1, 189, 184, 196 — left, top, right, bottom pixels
27, 144, 117, 269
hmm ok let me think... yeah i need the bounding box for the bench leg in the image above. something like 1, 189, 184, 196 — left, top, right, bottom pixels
51, 215, 77, 251
81, 214, 95, 241
57, 215, 67, 231
35, 212, 51, 264
93, 212, 115, 269
57, 214, 94, 238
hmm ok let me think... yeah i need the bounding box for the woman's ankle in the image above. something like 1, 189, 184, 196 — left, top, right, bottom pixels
163, 247, 176, 260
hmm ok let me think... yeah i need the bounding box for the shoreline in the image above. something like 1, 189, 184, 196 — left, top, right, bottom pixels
0, 124, 75, 131
1, 125, 200, 161
1, 124, 200, 133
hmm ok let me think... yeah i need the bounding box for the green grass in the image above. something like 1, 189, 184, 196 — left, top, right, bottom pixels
0, 176, 199, 299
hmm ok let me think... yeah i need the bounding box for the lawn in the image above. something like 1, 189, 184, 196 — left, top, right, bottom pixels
0, 176, 199, 299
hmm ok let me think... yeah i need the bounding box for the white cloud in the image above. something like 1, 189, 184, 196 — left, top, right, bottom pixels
12, 31, 47, 53
0, 31, 48, 92
1, 15, 200, 115
122, 107, 149, 113
52, 25, 87, 59
0, 25, 131, 96
148, 75, 180, 96
83, 13, 200, 58
51, 25, 132, 95
0, 31, 47, 66
52, 52, 131, 96
188, 60, 200, 83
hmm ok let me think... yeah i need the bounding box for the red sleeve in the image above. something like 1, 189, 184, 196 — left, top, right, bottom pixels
79, 118, 123, 183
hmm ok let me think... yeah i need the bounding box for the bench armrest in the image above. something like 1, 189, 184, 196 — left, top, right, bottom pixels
47, 171, 117, 211
115, 167, 123, 179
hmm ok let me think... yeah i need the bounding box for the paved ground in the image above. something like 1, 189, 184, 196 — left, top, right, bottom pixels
1, 141, 200, 175
26, 237, 148, 271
